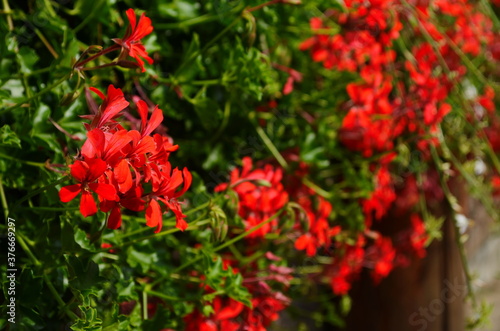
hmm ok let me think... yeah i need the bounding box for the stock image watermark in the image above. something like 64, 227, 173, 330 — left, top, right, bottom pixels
408, 277, 467, 330
6, 217, 17, 324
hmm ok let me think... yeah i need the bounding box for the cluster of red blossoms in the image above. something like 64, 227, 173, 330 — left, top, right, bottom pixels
215, 155, 428, 296
293, 0, 499, 296
60, 10, 191, 233
214, 156, 342, 254
59, 86, 191, 232
183, 256, 292, 331
301, 0, 497, 158
215, 157, 289, 238
482, 87, 500, 196
327, 212, 428, 295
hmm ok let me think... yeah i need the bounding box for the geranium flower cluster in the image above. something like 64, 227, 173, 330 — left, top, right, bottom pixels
301, 0, 496, 157
214, 157, 289, 238
362, 154, 397, 226
183, 257, 292, 331
183, 282, 290, 331
326, 212, 428, 295
215, 155, 429, 296
59, 85, 191, 233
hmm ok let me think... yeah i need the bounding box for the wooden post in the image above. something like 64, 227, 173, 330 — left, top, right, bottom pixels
343, 207, 466, 331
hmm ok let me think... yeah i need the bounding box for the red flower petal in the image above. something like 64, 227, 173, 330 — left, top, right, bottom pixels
59, 184, 82, 202
80, 191, 98, 217
283, 76, 295, 95
107, 206, 122, 229
85, 157, 108, 182
125, 8, 137, 31
114, 159, 133, 193
175, 217, 188, 232
121, 197, 145, 212
86, 129, 106, 159
216, 299, 244, 320
104, 130, 132, 160
99, 85, 129, 126
70, 161, 90, 182
142, 105, 163, 137
89, 87, 106, 100
135, 136, 156, 155
136, 99, 149, 131
89, 183, 118, 201
146, 199, 162, 232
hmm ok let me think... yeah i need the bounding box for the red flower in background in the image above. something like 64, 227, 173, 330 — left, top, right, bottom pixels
215, 157, 289, 238
288, 164, 341, 257
362, 162, 396, 226
365, 236, 396, 284
183, 256, 291, 331
113, 8, 154, 72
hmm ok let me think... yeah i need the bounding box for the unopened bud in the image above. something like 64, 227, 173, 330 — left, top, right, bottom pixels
86, 45, 103, 56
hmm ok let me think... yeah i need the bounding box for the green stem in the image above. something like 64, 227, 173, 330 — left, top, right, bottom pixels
284, 26, 340, 35
116, 198, 216, 240
10, 175, 70, 213
17, 233, 78, 319
172, 209, 284, 274
0, 152, 47, 167
2, 0, 13, 31
78, 62, 118, 72
17, 233, 41, 266
144, 290, 183, 301
241, 250, 265, 264
0, 176, 8, 220
1, 74, 70, 115
190, 79, 223, 86
255, 126, 288, 169
228, 244, 244, 261
429, 146, 478, 309
302, 177, 333, 199
34, 27, 59, 59
416, 171, 431, 222
479, 0, 500, 29
43, 0, 57, 17
27, 206, 79, 211
73, 0, 104, 33
109, 220, 210, 250
211, 100, 231, 142
142, 291, 148, 320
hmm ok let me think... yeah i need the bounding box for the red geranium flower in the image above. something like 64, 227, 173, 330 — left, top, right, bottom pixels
59, 158, 118, 217
113, 8, 154, 72
81, 85, 129, 131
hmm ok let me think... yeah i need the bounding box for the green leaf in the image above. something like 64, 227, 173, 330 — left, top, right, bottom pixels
17, 269, 43, 308
126, 245, 158, 273
74, 228, 97, 252
65, 255, 103, 291
142, 305, 178, 331
0, 125, 22, 148
16, 46, 39, 74
71, 292, 103, 331
193, 98, 221, 131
